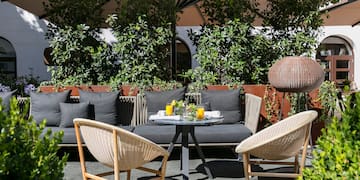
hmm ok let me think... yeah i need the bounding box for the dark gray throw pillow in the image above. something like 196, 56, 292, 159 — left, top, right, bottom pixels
201, 89, 242, 124
79, 90, 119, 125
0, 90, 16, 112
30, 91, 70, 126
59, 102, 89, 128
145, 87, 186, 116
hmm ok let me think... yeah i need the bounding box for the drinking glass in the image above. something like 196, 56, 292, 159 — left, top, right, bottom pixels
165, 103, 173, 116
196, 106, 205, 120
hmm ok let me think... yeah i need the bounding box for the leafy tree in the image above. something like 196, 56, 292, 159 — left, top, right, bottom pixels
196, 0, 337, 84
0, 98, 68, 179
257, 0, 338, 38
201, 0, 255, 25
48, 24, 117, 85
113, 0, 176, 30
108, 15, 173, 90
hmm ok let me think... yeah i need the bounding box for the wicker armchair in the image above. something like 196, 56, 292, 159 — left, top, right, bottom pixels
74, 118, 169, 180
235, 110, 318, 179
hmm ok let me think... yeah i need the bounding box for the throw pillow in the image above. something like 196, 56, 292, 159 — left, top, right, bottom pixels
30, 91, 70, 126
59, 102, 89, 128
145, 87, 186, 116
201, 89, 242, 124
0, 90, 16, 112
79, 90, 119, 125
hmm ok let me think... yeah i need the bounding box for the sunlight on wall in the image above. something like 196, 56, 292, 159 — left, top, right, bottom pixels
16, 7, 45, 33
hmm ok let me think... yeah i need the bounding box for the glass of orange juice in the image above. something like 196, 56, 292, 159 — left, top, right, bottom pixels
165, 103, 173, 116
196, 106, 205, 120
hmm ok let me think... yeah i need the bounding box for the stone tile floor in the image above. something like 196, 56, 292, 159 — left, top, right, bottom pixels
62, 146, 312, 180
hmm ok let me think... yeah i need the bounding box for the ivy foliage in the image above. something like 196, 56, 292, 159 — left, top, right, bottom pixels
301, 93, 360, 179
0, 98, 68, 179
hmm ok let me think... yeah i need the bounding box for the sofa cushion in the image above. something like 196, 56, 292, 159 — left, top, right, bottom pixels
30, 91, 70, 126
79, 90, 119, 125
133, 125, 178, 144
0, 90, 16, 112
59, 102, 89, 128
194, 123, 252, 143
201, 89, 242, 124
145, 87, 186, 116
42, 127, 79, 144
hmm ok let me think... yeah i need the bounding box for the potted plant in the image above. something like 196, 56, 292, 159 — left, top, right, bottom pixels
107, 15, 173, 95
307, 80, 343, 144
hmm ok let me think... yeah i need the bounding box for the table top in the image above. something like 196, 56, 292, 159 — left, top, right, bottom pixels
149, 117, 223, 126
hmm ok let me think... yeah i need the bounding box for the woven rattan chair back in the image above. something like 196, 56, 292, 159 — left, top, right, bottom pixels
74, 118, 169, 180
235, 110, 318, 179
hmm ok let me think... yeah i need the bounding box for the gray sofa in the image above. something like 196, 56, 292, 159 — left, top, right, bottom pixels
133, 88, 255, 146
26, 88, 259, 146
29, 90, 134, 145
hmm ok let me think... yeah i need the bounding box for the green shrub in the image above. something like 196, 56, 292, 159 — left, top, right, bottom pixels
108, 15, 173, 91
301, 93, 360, 179
0, 98, 68, 179
48, 24, 117, 86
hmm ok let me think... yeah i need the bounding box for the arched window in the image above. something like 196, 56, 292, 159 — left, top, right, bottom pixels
0, 37, 16, 78
316, 36, 353, 87
175, 37, 191, 82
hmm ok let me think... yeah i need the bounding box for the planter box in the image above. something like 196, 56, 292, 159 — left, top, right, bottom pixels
120, 85, 139, 96
39, 85, 111, 96
242, 84, 291, 124
206, 85, 231, 91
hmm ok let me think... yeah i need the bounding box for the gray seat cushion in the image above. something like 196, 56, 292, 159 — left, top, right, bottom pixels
145, 87, 186, 116
79, 90, 119, 125
30, 91, 70, 126
134, 125, 178, 144
133, 123, 251, 144
193, 123, 252, 144
201, 89, 242, 124
43, 127, 78, 144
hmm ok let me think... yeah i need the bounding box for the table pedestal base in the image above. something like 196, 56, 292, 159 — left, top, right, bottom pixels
167, 125, 213, 180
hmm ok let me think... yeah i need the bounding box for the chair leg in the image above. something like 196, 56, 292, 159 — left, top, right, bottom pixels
299, 142, 309, 175
127, 170, 131, 180
160, 155, 169, 180
74, 123, 88, 180
294, 154, 299, 173
242, 153, 251, 180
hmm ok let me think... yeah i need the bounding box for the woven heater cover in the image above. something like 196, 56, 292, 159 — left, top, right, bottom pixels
268, 56, 325, 92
